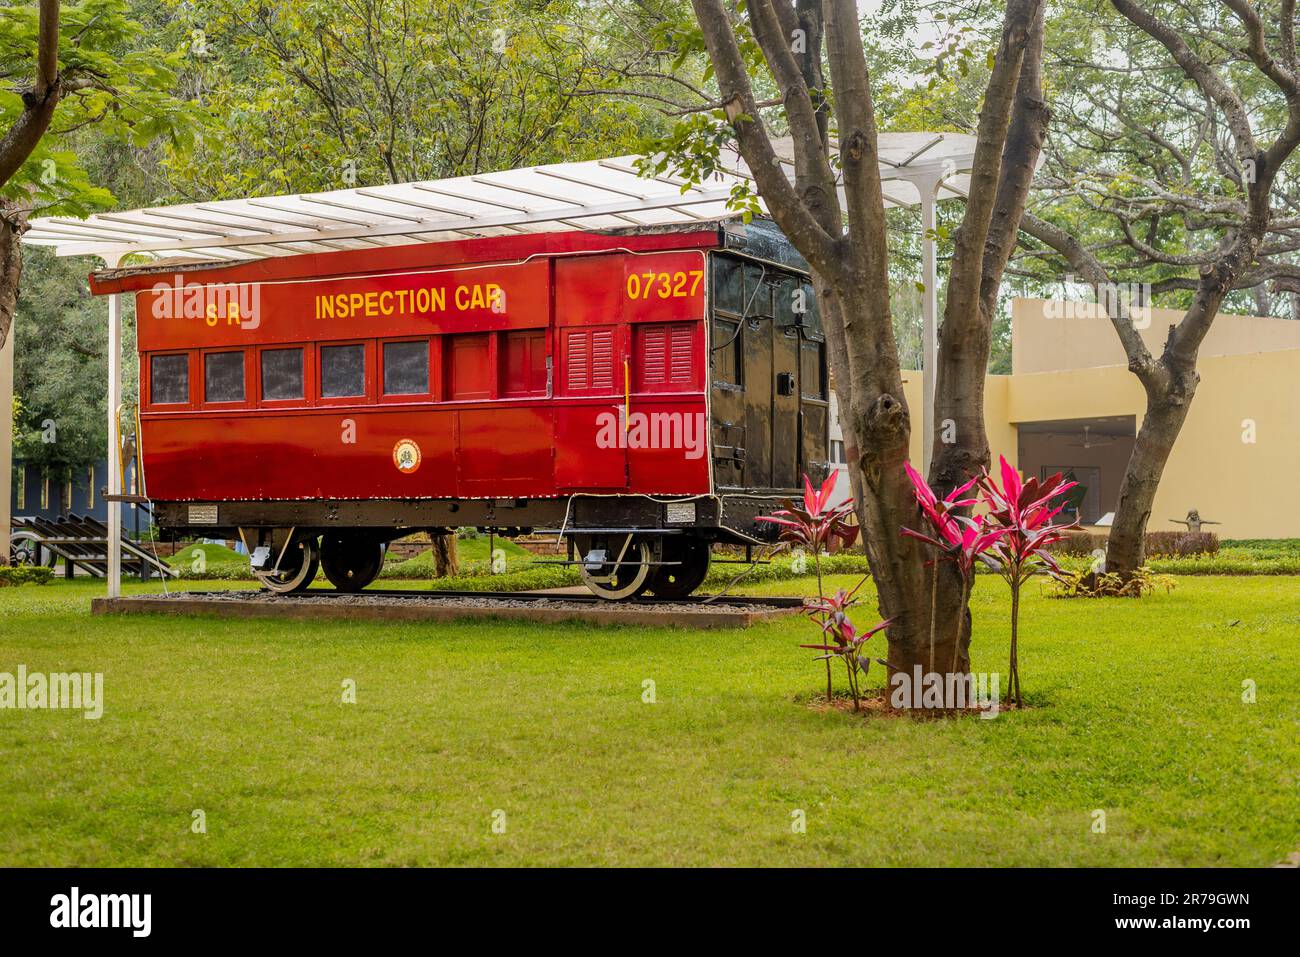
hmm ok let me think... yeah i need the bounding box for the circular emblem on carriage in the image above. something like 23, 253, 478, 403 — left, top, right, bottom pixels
392, 438, 422, 474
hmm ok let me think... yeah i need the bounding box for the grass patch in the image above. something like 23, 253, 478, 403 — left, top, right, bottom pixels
0, 574, 1295, 866
167, 542, 247, 568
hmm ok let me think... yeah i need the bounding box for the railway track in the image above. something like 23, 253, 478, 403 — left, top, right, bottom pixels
179, 588, 805, 609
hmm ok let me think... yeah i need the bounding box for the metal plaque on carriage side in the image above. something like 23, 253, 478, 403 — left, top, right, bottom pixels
188, 505, 218, 525
665, 502, 696, 524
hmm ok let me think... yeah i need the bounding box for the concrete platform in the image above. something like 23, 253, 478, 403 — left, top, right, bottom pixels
90, 590, 802, 630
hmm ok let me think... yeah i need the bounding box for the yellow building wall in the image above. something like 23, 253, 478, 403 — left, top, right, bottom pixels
833, 342, 1296, 539
1004, 348, 1300, 539
1011, 297, 1300, 373
895, 372, 1017, 474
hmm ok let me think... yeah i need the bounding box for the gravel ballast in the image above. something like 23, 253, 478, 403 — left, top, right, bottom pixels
92, 590, 800, 629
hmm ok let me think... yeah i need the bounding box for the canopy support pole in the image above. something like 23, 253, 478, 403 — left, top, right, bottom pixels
919, 176, 942, 478
105, 259, 122, 598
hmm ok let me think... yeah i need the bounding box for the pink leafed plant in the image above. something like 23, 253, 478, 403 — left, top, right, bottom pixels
899, 461, 1007, 675
758, 473, 859, 701
976, 456, 1080, 706
800, 585, 894, 711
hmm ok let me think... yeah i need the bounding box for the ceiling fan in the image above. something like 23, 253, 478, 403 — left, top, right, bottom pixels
1066, 425, 1119, 449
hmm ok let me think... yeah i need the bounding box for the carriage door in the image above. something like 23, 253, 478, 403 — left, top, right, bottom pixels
553, 257, 629, 490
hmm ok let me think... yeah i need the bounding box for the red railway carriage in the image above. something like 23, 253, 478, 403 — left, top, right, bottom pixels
91, 218, 832, 598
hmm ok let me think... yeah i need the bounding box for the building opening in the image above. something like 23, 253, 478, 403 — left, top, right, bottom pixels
1015, 416, 1137, 526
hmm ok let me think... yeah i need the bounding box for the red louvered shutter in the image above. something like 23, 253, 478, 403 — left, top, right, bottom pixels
560, 326, 616, 395
634, 322, 696, 392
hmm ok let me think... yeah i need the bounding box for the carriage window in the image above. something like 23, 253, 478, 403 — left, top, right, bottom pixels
501, 330, 547, 397
150, 354, 189, 405
712, 255, 745, 314
711, 318, 742, 387
800, 281, 822, 336
716, 259, 770, 318
261, 347, 304, 401
204, 351, 246, 403
800, 339, 826, 399
775, 276, 798, 327
383, 340, 429, 396
321, 344, 366, 398
447, 334, 492, 400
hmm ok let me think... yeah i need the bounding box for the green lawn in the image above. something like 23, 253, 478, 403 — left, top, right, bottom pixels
0, 574, 1295, 866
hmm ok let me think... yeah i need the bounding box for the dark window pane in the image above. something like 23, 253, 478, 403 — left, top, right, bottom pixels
321, 344, 365, 398
260, 348, 303, 401
777, 274, 818, 330
383, 340, 429, 395
204, 351, 246, 403
775, 276, 798, 327
743, 263, 770, 318
712, 256, 744, 314
801, 281, 822, 336
150, 354, 189, 405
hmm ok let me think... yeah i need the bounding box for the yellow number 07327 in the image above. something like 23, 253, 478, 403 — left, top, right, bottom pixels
626, 270, 704, 300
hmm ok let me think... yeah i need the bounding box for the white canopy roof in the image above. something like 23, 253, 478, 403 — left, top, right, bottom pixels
23, 132, 975, 267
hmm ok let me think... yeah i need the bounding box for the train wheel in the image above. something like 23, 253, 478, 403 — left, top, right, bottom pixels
254, 536, 320, 594
320, 534, 385, 592
9, 531, 50, 567
576, 535, 652, 601
647, 538, 711, 599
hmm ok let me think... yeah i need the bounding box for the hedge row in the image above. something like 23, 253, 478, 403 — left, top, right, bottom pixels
0, 565, 54, 587
1048, 531, 1220, 557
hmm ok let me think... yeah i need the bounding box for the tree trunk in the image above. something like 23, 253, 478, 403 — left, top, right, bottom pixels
0, 203, 26, 351
688, 0, 1047, 703
1105, 381, 1196, 577
821, 289, 976, 683
431, 532, 459, 578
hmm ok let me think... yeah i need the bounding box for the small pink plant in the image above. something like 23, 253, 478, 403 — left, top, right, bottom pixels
900, 462, 1007, 675
758, 473, 859, 701
756, 473, 859, 556
977, 456, 1080, 706
801, 585, 894, 711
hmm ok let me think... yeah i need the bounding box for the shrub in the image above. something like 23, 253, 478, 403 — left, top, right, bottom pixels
0, 565, 54, 587
1220, 538, 1300, 554
1048, 532, 1106, 556
1144, 531, 1219, 557
425, 563, 580, 592
1049, 566, 1176, 598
